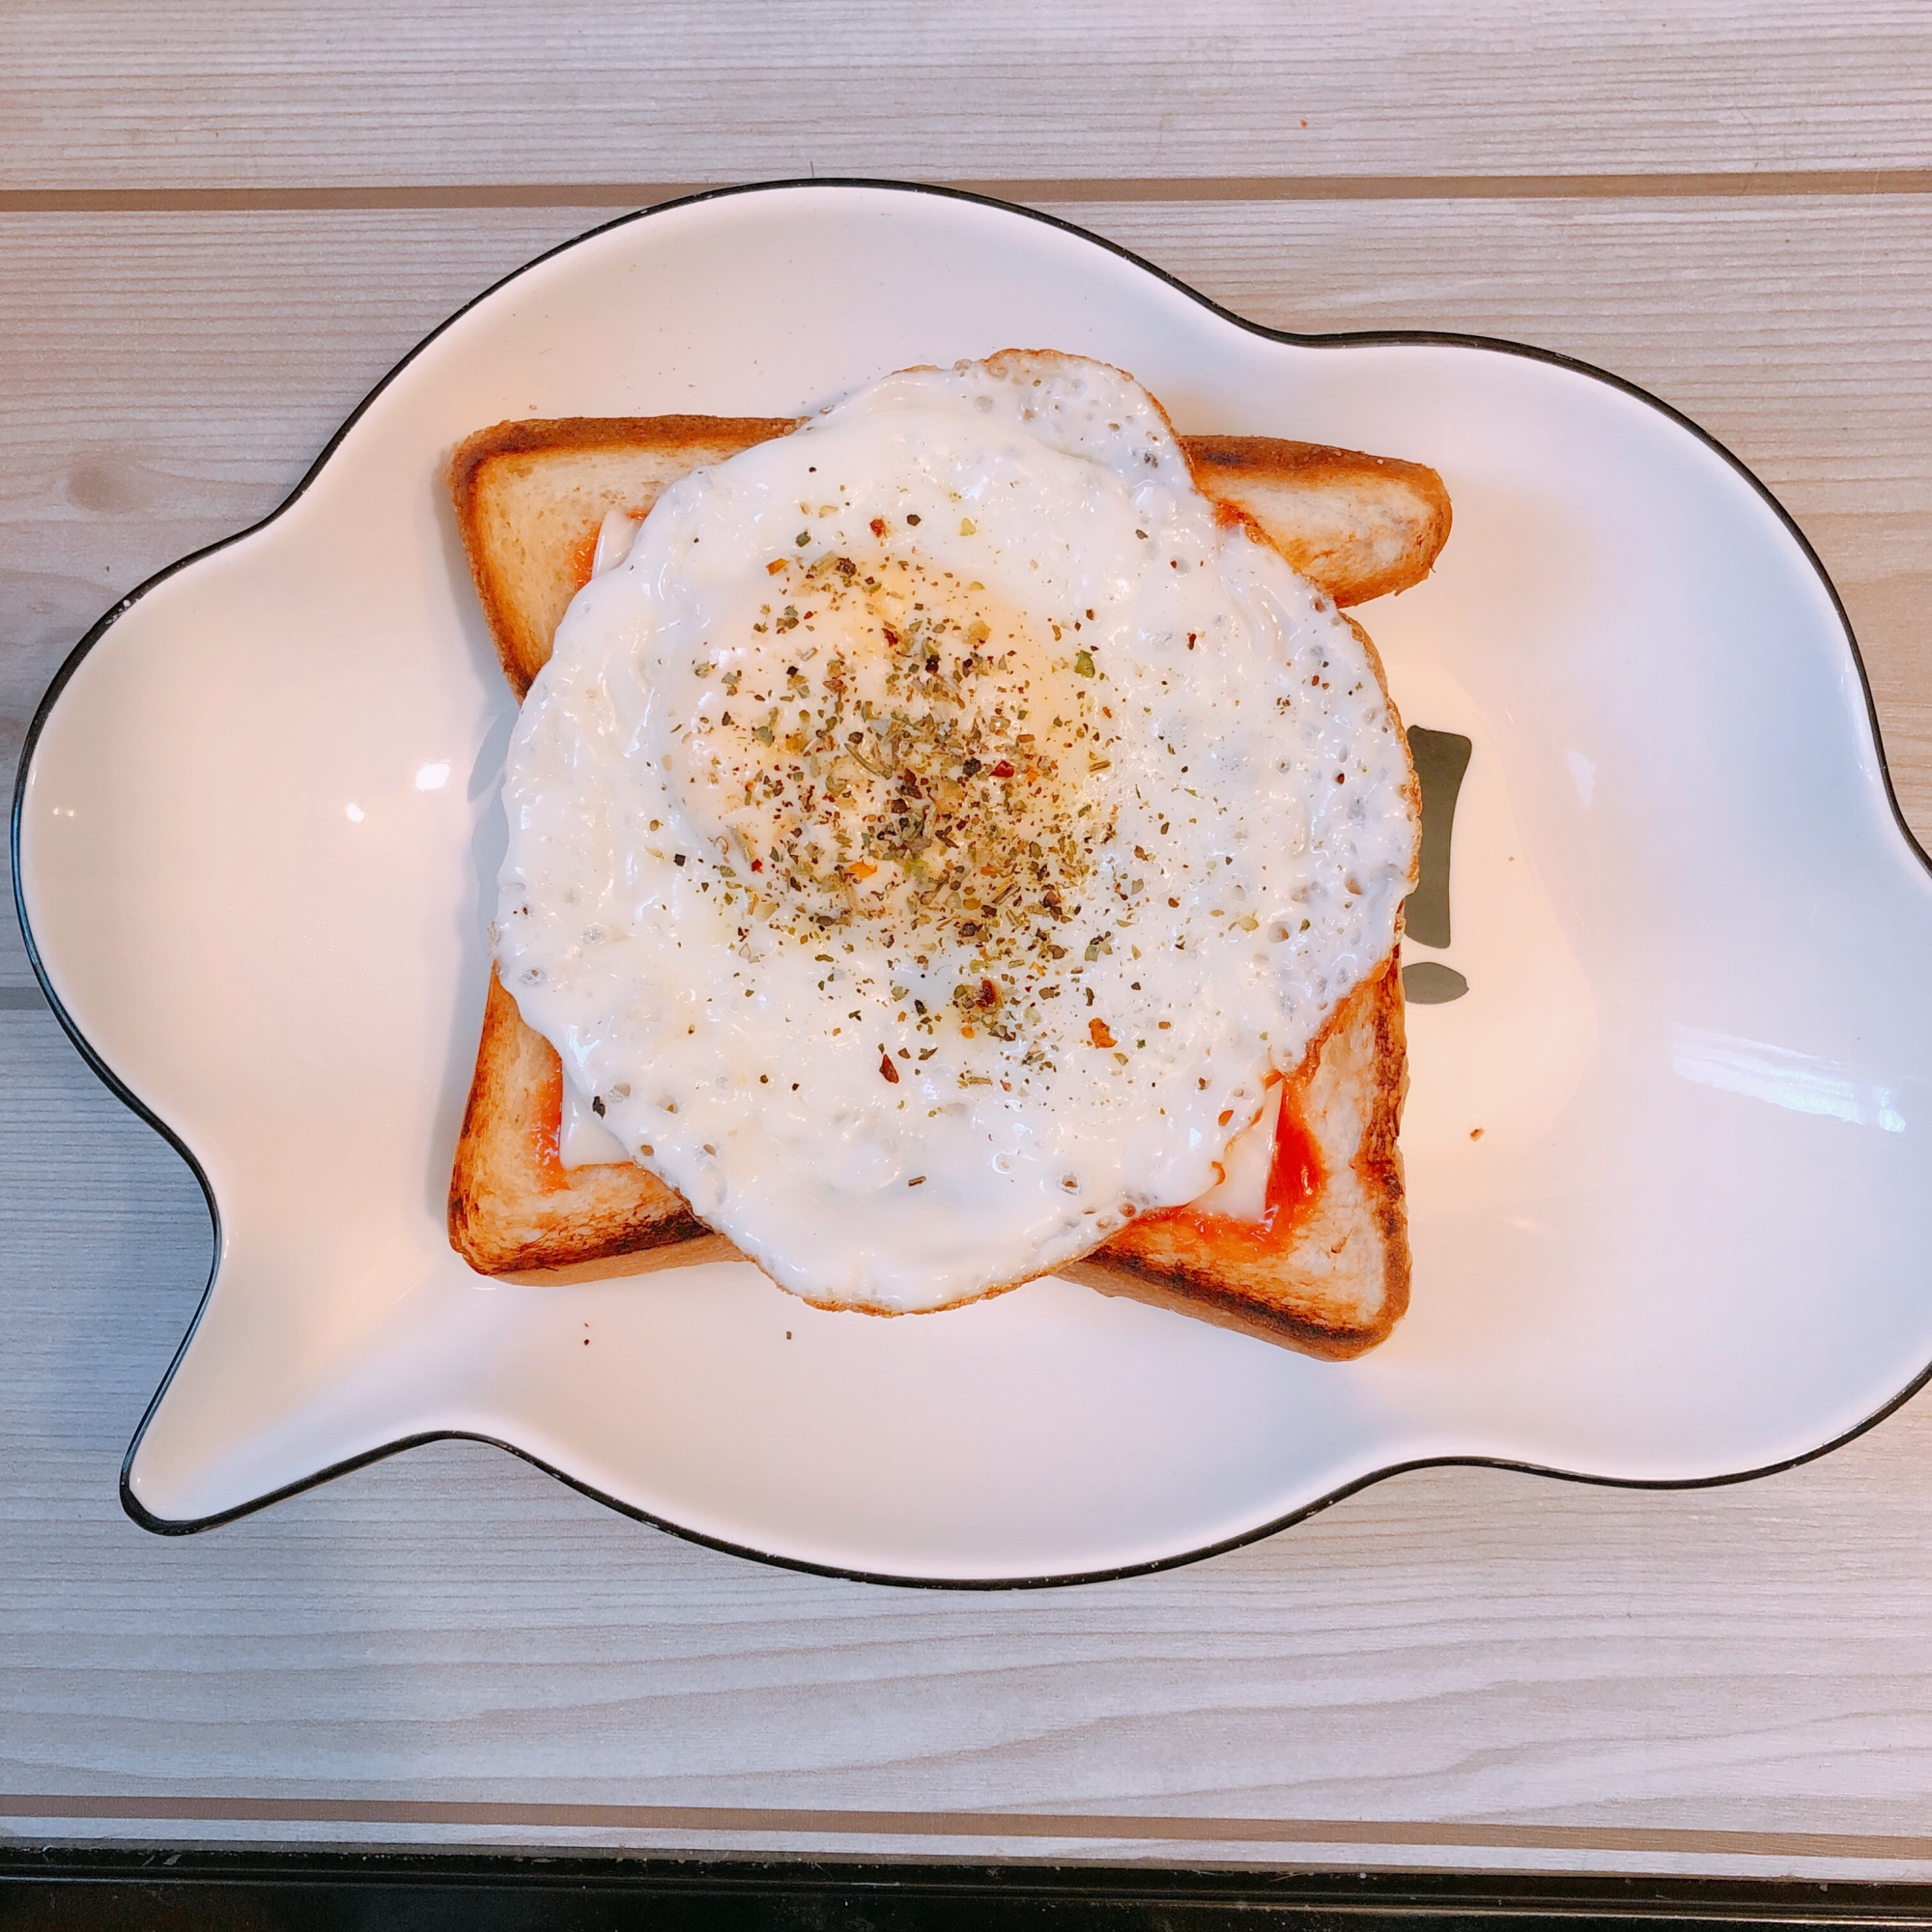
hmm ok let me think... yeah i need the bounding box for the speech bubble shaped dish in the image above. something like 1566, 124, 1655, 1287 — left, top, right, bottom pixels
15, 182, 1932, 1585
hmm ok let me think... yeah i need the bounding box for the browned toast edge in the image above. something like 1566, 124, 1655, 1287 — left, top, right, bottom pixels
450, 415, 1452, 696
1065, 952, 1408, 1359
450, 414, 799, 697
447, 971, 709, 1275
1185, 436, 1452, 608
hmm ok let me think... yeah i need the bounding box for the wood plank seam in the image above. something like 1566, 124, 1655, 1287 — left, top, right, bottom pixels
7, 170, 1932, 213
4, 1796, 1932, 1863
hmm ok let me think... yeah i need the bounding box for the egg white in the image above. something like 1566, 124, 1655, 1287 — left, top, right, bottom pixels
496, 353, 1418, 1311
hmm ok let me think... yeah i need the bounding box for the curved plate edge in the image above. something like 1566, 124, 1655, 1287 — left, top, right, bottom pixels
11, 176, 1930, 1585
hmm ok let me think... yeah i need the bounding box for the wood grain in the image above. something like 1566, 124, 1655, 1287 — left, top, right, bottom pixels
3, 1, 1931, 191
8, 995, 1932, 1871
13, 175, 1932, 215
7, 0, 1932, 1876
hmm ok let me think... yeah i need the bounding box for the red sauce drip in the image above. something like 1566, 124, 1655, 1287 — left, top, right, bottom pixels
567, 505, 652, 599
566, 528, 599, 597
531, 1056, 570, 1190
1131, 1086, 1325, 1259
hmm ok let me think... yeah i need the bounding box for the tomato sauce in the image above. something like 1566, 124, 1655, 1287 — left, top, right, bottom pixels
530, 1053, 571, 1189
566, 528, 600, 597
1131, 1087, 1324, 1259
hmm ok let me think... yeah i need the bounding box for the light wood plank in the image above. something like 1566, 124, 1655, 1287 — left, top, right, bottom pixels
5, 190, 1932, 1870
3, 1, 1931, 191
8, 994, 1932, 1868
7, 193, 1929, 980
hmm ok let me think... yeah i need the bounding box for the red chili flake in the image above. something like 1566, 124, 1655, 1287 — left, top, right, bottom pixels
977, 979, 1000, 1009
870, 517, 887, 537
1088, 1018, 1117, 1048
990, 760, 1014, 779
751, 859, 763, 871
878, 1051, 900, 1085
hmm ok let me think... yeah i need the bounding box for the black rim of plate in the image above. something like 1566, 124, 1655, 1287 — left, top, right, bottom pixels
12, 177, 1932, 1589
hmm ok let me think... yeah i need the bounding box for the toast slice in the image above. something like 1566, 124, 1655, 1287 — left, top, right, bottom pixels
448, 411, 1443, 1355
448, 969, 711, 1275
451, 415, 797, 699
1185, 438, 1451, 610
1063, 952, 1408, 1358
451, 416, 1450, 699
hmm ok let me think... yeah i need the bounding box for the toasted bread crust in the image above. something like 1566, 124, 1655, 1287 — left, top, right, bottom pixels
446, 393, 1433, 1354
449, 413, 1451, 698
450, 414, 798, 696
447, 972, 708, 1274
1185, 436, 1451, 607
457, 946, 1409, 1351
1065, 952, 1409, 1358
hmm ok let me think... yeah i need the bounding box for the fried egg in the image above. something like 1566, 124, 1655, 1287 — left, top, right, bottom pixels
496, 352, 1418, 1311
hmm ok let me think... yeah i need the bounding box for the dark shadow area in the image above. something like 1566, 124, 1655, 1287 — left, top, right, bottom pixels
4, 1848, 1931, 1930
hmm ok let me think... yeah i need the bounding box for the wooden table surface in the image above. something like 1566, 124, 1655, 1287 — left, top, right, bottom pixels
6, 1, 1932, 1885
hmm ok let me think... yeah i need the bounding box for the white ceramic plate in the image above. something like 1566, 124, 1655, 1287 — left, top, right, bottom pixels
16, 183, 1932, 1584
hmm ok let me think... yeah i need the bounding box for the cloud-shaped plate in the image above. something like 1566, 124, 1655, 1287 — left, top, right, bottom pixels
15, 183, 1932, 1585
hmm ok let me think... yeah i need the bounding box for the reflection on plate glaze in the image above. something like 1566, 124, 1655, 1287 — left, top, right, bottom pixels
1672, 1029, 1912, 1132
